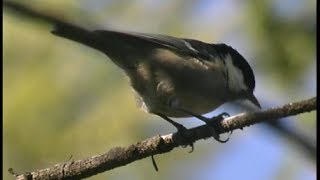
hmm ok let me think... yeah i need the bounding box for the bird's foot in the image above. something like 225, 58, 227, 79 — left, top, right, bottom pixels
174, 109, 231, 143
205, 112, 230, 143
157, 114, 194, 153
175, 125, 194, 153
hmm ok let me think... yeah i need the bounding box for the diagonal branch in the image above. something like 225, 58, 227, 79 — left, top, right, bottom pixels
9, 97, 316, 180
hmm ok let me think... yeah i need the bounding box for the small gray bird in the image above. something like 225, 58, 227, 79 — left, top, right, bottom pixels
3, 2, 260, 143
51, 23, 260, 143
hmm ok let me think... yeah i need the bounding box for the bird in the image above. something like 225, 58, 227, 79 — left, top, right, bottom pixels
51, 22, 261, 144
3, 2, 260, 143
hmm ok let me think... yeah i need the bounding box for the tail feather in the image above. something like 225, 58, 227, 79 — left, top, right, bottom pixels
52, 23, 105, 52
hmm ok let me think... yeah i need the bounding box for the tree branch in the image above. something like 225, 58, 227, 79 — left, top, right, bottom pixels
9, 97, 316, 180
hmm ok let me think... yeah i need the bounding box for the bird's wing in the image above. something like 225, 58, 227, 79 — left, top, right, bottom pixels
94, 30, 224, 60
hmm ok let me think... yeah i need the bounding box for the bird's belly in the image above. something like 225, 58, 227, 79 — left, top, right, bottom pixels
127, 50, 228, 118
132, 75, 227, 118
136, 89, 225, 118
164, 93, 225, 117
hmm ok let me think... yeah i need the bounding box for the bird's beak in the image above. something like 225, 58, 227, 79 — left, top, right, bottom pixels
247, 93, 261, 109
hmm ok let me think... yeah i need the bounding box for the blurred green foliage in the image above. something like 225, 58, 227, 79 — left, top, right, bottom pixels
3, 0, 316, 180
246, 0, 315, 83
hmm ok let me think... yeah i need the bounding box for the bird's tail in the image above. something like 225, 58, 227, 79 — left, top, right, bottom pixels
51, 23, 105, 52
52, 23, 140, 70
4, 1, 144, 69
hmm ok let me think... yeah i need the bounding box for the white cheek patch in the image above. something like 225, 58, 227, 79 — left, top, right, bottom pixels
224, 54, 248, 92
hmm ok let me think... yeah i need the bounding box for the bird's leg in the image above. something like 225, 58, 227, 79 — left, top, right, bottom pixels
157, 113, 187, 131
174, 108, 230, 143
151, 113, 194, 171
156, 113, 194, 153
151, 114, 194, 172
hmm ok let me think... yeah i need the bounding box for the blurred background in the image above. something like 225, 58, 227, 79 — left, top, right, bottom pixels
3, 0, 316, 180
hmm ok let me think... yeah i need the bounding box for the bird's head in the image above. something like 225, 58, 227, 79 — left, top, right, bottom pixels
215, 44, 261, 109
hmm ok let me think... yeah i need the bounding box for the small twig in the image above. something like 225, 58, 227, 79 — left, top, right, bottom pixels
151, 155, 159, 172
9, 97, 316, 180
